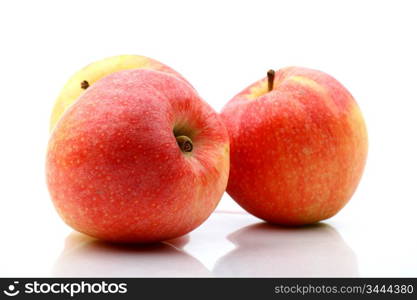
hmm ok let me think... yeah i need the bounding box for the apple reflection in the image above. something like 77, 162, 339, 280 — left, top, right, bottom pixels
53, 232, 211, 277
213, 222, 358, 277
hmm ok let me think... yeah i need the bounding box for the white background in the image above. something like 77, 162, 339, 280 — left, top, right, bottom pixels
0, 0, 416, 277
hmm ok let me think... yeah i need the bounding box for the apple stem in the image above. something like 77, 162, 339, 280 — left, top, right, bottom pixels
267, 69, 275, 92
81, 80, 90, 89
176, 135, 193, 153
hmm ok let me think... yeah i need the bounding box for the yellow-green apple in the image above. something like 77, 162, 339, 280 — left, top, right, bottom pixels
221, 67, 367, 225
46, 69, 229, 243
50, 55, 188, 131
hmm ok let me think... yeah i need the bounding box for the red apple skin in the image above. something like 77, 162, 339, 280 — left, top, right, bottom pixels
46, 69, 230, 243
221, 67, 367, 225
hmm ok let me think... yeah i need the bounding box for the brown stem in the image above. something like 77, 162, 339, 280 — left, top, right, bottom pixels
81, 80, 90, 89
176, 136, 193, 153
267, 69, 275, 92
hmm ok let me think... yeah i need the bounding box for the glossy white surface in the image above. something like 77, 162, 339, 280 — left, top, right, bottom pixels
1, 0, 417, 277
1, 203, 417, 277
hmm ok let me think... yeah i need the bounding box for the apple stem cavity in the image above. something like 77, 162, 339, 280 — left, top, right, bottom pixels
81, 80, 90, 89
267, 69, 275, 92
176, 135, 193, 153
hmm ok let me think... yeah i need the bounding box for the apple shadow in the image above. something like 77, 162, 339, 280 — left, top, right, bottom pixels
213, 222, 358, 277
53, 232, 211, 277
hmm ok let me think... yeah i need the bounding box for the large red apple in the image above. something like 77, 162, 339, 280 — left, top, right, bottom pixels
221, 67, 367, 225
47, 69, 230, 243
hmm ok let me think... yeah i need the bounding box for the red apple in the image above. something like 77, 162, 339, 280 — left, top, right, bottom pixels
46, 69, 230, 243
221, 67, 367, 225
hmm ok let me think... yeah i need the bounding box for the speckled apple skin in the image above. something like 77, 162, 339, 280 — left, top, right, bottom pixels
50, 54, 191, 131
221, 67, 367, 225
47, 69, 230, 243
